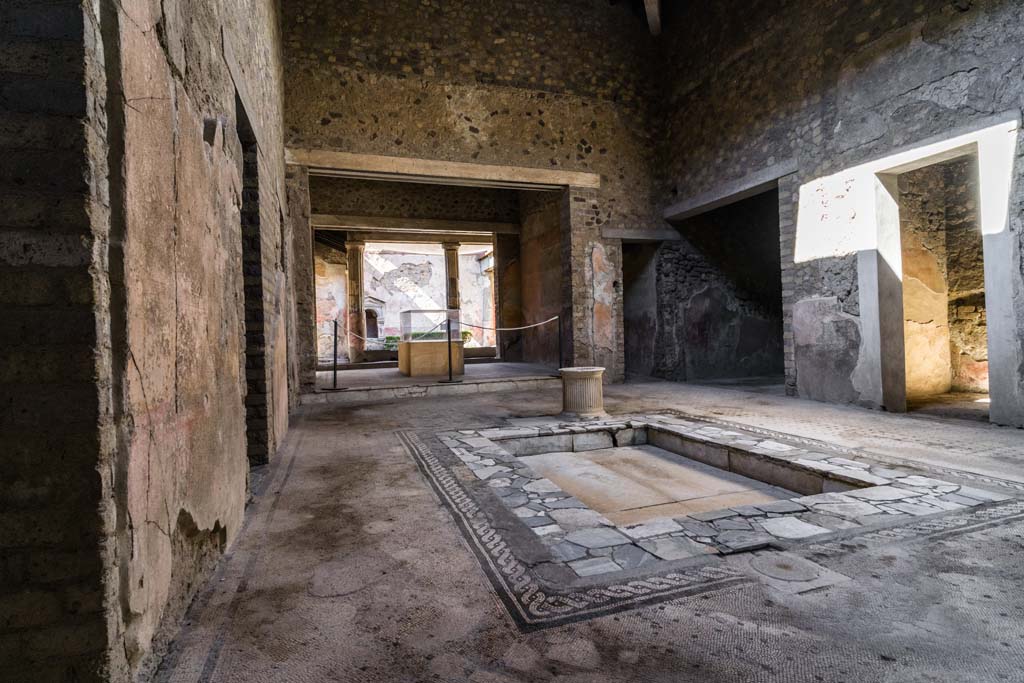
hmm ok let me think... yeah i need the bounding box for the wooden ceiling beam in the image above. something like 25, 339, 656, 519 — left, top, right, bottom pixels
644, 0, 661, 35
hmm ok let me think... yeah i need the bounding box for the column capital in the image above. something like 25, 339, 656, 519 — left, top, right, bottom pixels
345, 240, 365, 251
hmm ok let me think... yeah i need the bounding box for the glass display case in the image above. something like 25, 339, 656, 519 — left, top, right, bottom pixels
398, 309, 465, 377
400, 309, 460, 342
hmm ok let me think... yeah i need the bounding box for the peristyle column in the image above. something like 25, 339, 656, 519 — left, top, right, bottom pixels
346, 240, 366, 363
442, 241, 461, 311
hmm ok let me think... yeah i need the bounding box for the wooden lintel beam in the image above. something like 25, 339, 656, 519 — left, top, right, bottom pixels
311, 214, 519, 235
601, 227, 680, 242
315, 229, 496, 245
287, 148, 601, 190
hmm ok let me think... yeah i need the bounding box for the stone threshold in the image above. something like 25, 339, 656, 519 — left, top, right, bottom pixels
300, 375, 560, 406
439, 413, 1013, 579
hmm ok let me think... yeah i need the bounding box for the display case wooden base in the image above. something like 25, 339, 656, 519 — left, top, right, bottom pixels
398, 340, 465, 377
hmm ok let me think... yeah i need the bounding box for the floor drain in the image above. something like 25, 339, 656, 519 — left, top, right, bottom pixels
749, 554, 823, 582
730, 552, 849, 595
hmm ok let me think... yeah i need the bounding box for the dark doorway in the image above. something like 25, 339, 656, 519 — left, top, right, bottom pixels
897, 155, 988, 422
664, 187, 784, 385
365, 310, 380, 339
236, 96, 269, 466
622, 242, 658, 378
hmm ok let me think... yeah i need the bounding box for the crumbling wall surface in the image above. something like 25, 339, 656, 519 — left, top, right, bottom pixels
109, 0, 289, 676
310, 177, 519, 223
900, 165, 953, 398
0, 2, 113, 679
284, 0, 661, 381
655, 191, 784, 381
658, 0, 1024, 411
943, 158, 987, 392
0, 0, 291, 680
364, 248, 446, 335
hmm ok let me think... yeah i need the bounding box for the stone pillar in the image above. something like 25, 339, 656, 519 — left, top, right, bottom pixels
560, 367, 607, 419
346, 241, 366, 363
285, 165, 316, 394
443, 241, 461, 310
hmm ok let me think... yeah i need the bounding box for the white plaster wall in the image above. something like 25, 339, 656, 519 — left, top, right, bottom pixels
794, 117, 1022, 423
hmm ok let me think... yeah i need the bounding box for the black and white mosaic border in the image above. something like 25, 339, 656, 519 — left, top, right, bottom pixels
398, 430, 750, 631
399, 414, 1021, 631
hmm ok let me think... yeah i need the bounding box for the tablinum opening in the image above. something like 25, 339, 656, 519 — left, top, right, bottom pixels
663, 187, 785, 385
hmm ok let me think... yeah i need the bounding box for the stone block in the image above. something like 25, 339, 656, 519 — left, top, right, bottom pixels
728, 451, 823, 496
572, 431, 614, 452
568, 556, 621, 577
564, 528, 630, 549
759, 517, 831, 540
619, 518, 682, 540
638, 536, 713, 561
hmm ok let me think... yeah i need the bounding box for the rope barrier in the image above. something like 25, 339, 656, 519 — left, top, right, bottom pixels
458, 315, 559, 333
338, 315, 557, 341
337, 318, 445, 343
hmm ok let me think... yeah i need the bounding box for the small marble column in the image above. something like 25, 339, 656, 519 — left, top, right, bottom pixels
345, 240, 366, 363
560, 366, 606, 419
442, 241, 461, 311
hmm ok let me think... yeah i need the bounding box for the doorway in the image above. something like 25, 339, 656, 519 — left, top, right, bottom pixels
667, 187, 785, 389
622, 242, 658, 378
897, 156, 989, 421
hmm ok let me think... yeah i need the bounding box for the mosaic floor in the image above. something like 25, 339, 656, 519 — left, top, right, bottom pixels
404, 411, 1021, 630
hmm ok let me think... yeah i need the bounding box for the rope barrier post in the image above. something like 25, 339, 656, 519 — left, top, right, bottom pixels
439, 311, 462, 384
557, 315, 563, 371
332, 319, 339, 390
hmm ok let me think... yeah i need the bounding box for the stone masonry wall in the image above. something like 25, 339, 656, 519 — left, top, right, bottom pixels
287, 165, 316, 393
900, 165, 954, 398
109, 1, 290, 678
0, 2, 112, 679
0, 1, 291, 680
943, 158, 987, 392
310, 176, 519, 223
657, 0, 1024, 411
284, 0, 661, 381
655, 190, 784, 381
898, 157, 985, 397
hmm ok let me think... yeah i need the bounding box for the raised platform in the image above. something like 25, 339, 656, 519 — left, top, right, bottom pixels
398, 339, 464, 377
304, 361, 559, 406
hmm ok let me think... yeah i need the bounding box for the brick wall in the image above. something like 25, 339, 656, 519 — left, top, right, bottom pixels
1, 0, 291, 679
310, 176, 520, 223
0, 1, 113, 679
